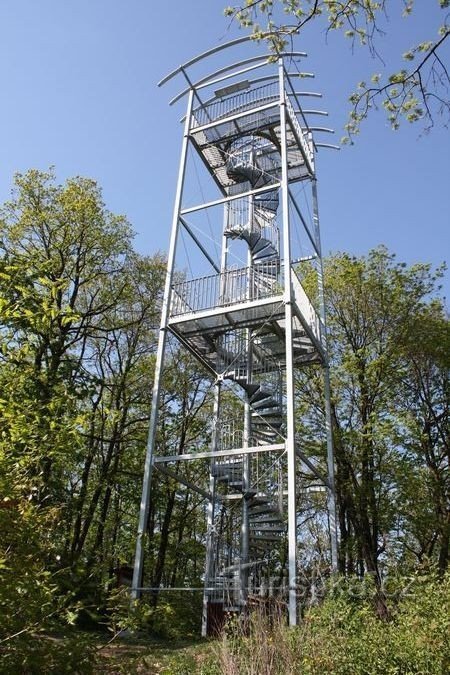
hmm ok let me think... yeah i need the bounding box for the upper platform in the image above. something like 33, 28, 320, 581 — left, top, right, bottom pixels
159, 36, 338, 195
190, 81, 313, 191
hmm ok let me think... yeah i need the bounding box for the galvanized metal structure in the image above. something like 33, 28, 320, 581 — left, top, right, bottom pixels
132, 38, 338, 635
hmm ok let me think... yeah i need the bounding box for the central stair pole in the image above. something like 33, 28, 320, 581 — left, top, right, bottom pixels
240, 187, 254, 607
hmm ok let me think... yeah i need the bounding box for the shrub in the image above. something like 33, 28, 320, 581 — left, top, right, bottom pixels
212, 573, 450, 675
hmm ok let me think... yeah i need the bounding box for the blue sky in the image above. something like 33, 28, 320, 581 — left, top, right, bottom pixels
0, 1, 448, 297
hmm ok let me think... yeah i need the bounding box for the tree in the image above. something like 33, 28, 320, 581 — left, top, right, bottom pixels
225, 1, 450, 138
0, 168, 138, 668
0, 168, 218, 647
66, 252, 166, 579
395, 302, 449, 575
294, 247, 448, 614
0, 168, 134, 503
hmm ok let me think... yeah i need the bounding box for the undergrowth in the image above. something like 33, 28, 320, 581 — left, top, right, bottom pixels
198, 573, 450, 675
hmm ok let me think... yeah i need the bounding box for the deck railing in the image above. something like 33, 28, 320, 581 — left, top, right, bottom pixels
170, 262, 282, 317
192, 82, 279, 128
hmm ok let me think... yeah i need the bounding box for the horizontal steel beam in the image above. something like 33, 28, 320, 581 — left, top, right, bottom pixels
181, 181, 281, 215
168, 294, 284, 328
154, 442, 285, 464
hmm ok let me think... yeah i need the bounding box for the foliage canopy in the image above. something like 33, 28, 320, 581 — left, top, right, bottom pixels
224, 1, 450, 139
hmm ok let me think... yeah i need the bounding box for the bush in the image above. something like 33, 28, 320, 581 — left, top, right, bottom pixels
0, 502, 97, 674
109, 588, 203, 640
211, 573, 450, 675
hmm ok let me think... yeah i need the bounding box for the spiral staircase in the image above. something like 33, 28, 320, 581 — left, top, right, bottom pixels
199, 137, 288, 614
166, 124, 325, 631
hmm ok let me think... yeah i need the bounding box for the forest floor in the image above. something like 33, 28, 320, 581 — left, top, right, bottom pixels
93, 635, 212, 674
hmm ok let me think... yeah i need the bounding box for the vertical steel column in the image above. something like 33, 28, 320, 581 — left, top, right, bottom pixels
202, 382, 221, 637
311, 177, 338, 573
279, 58, 298, 626
240, 189, 254, 605
221, 202, 230, 270
131, 89, 195, 601
241, 392, 251, 604
219, 202, 230, 304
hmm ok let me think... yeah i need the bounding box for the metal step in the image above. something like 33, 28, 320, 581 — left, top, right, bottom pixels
253, 243, 276, 261
253, 420, 280, 429
252, 245, 274, 262
251, 396, 278, 410
249, 524, 285, 533
252, 426, 283, 436
213, 461, 243, 475
255, 189, 279, 213
224, 228, 278, 264
221, 559, 265, 574
233, 379, 261, 400
246, 495, 271, 507
254, 210, 277, 228
252, 426, 282, 437
252, 412, 282, 424
249, 389, 272, 405
243, 488, 258, 499
252, 421, 282, 431
250, 514, 284, 524
250, 534, 283, 542
252, 422, 283, 433
215, 571, 234, 579
248, 504, 280, 516
253, 431, 281, 442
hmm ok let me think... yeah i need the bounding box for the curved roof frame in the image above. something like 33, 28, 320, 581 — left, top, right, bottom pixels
159, 34, 338, 153
168, 52, 308, 107
169, 54, 271, 107
159, 33, 279, 87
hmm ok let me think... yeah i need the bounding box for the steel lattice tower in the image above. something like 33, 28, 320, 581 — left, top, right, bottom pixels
132, 38, 338, 635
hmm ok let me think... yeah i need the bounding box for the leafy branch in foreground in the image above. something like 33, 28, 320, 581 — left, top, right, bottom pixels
224, 1, 450, 139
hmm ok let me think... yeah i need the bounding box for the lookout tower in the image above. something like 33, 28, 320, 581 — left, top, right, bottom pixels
132, 37, 339, 635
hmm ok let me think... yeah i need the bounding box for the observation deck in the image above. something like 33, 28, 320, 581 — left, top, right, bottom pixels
190, 82, 314, 193
168, 263, 324, 375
